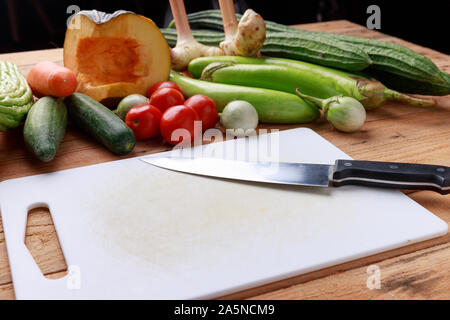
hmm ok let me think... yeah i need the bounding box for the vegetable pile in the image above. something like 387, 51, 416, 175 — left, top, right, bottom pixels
124, 80, 219, 145
165, 9, 450, 93
1, 3, 448, 164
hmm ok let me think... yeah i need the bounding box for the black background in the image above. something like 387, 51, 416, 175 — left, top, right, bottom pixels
0, 0, 449, 54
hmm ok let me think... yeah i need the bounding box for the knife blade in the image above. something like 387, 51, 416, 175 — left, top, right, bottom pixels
141, 157, 450, 194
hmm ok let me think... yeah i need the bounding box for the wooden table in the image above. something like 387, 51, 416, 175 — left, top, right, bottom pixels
0, 20, 449, 300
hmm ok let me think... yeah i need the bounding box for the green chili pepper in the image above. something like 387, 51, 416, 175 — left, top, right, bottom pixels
169, 71, 320, 124
189, 56, 436, 110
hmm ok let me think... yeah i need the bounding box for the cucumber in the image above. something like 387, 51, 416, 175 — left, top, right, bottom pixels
173, 10, 445, 84
65, 93, 136, 155
23, 97, 67, 162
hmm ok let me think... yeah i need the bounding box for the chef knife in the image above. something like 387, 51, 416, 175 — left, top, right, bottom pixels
141, 157, 450, 194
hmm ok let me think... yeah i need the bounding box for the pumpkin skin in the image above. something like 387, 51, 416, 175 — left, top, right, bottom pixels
64, 10, 171, 102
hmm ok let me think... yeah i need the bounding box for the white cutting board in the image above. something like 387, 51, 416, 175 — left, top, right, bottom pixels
0, 128, 447, 299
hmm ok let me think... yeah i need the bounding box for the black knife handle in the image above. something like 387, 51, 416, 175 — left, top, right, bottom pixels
332, 160, 450, 194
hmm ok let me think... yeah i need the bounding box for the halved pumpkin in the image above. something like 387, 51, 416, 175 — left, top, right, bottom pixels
64, 10, 171, 102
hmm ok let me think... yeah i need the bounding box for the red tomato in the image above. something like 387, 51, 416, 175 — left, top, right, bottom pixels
147, 81, 183, 97
160, 105, 200, 146
149, 88, 185, 113
125, 104, 162, 140
184, 95, 218, 130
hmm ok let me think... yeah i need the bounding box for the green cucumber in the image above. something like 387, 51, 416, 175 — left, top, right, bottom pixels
23, 97, 67, 162
169, 71, 320, 124
65, 93, 136, 155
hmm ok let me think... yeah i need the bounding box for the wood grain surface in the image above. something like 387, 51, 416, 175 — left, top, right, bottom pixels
0, 20, 449, 300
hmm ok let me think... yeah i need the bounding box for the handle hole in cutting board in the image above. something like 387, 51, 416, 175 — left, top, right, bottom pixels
25, 206, 68, 279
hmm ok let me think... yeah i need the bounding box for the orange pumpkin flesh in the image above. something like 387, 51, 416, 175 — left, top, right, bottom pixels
76, 37, 140, 85
64, 12, 171, 102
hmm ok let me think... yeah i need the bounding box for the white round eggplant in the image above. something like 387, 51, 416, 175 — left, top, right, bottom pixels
220, 100, 259, 132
